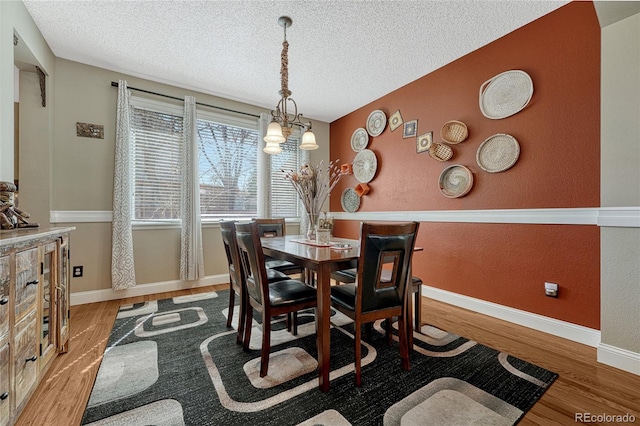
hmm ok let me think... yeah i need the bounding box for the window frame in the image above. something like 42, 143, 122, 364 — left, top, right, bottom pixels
129, 96, 304, 228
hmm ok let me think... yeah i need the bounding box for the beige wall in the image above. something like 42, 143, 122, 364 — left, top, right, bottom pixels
18, 70, 51, 226
1, 0, 55, 182
51, 59, 329, 293
600, 12, 640, 355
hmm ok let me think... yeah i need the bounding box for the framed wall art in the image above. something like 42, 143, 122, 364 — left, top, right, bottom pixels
388, 110, 403, 131
416, 131, 433, 153
403, 120, 417, 139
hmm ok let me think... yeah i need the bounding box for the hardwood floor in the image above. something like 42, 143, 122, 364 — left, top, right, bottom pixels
15, 285, 640, 426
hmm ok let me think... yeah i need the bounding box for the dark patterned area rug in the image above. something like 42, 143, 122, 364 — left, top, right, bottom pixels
81, 290, 557, 425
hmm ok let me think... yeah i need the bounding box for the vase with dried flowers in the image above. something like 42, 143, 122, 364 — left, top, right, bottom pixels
282, 160, 343, 240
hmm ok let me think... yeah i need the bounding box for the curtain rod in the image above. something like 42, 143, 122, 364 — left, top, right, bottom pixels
110, 81, 260, 119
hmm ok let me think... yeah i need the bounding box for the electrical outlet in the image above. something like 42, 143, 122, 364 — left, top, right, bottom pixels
544, 282, 558, 297
73, 266, 83, 278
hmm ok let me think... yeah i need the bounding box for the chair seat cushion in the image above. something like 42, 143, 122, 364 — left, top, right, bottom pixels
265, 257, 303, 274
330, 269, 357, 284
269, 280, 316, 307
330, 283, 357, 310
266, 268, 290, 282
332, 268, 422, 290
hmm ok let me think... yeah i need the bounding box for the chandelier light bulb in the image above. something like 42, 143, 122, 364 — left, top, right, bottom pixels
264, 121, 286, 144
299, 129, 318, 150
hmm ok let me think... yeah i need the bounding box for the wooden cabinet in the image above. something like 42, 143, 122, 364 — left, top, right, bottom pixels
0, 227, 73, 426
0, 256, 9, 338
13, 311, 37, 413
0, 335, 10, 426
0, 256, 11, 426
14, 248, 38, 321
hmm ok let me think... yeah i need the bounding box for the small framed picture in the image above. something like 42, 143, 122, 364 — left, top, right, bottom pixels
388, 110, 403, 131
416, 132, 433, 153
403, 120, 417, 139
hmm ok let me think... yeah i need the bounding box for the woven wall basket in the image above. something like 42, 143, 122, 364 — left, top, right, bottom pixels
476, 133, 520, 173
429, 143, 454, 162
479, 70, 533, 120
441, 120, 468, 144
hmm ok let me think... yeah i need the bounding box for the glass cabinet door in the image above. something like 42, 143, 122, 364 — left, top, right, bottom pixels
40, 242, 57, 367
57, 237, 70, 353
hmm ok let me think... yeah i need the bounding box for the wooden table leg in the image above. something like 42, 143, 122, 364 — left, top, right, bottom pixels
406, 281, 414, 352
315, 264, 331, 392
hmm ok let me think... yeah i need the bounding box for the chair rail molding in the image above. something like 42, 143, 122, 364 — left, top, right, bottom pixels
51, 207, 639, 227
331, 207, 640, 227
51, 210, 112, 223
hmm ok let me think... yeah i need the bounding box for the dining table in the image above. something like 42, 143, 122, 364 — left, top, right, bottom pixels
261, 235, 359, 392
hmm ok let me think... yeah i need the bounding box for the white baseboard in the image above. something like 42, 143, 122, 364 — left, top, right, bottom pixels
598, 343, 640, 376
70, 274, 229, 305
422, 285, 601, 347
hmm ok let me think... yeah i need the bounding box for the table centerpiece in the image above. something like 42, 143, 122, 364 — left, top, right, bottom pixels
282, 160, 344, 240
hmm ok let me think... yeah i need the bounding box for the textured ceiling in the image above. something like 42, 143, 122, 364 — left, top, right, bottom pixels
22, 0, 568, 123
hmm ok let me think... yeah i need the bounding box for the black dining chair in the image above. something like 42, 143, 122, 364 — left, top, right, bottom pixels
330, 221, 419, 386
331, 268, 423, 336
254, 218, 304, 277
220, 220, 289, 344
235, 221, 317, 377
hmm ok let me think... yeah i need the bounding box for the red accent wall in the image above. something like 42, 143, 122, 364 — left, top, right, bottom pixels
330, 2, 601, 329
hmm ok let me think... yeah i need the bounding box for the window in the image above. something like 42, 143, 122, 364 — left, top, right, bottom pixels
130, 97, 303, 222
131, 103, 183, 220
197, 117, 258, 220
269, 136, 303, 218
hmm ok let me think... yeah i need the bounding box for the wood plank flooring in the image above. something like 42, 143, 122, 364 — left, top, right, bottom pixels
14, 285, 640, 426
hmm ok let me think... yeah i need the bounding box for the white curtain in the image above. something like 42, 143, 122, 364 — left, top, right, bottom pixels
111, 80, 136, 290
180, 96, 204, 280
257, 113, 272, 217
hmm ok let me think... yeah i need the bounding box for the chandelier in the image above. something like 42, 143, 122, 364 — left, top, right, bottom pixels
263, 16, 318, 154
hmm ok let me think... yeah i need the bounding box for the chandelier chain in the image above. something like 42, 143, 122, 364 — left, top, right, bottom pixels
280, 40, 290, 97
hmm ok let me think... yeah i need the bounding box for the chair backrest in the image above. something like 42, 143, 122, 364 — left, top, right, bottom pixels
219, 221, 242, 292
254, 218, 286, 238
356, 222, 420, 314
235, 221, 269, 306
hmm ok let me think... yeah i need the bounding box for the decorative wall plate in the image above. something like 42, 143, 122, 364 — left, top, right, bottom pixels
389, 110, 403, 131
438, 164, 473, 198
403, 120, 417, 139
476, 133, 520, 173
366, 110, 387, 136
479, 70, 533, 119
352, 149, 378, 183
416, 132, 433, 153
341, 187, 360, 212
351, 127, 369, 151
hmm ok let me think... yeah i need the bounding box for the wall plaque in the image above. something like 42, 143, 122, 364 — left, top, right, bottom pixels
76, 122, 104, 139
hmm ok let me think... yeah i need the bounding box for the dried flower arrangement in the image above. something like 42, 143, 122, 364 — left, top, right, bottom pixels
282, 160, 343, 237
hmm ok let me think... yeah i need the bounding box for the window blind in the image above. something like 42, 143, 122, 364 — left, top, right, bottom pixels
270, 137, 301, 218
197, 119, 258, 219
131, 106, 183, 220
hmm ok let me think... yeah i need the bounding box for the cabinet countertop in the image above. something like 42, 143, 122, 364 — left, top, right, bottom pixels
0, 227, 75, 250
